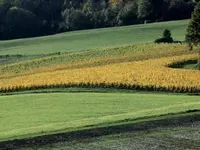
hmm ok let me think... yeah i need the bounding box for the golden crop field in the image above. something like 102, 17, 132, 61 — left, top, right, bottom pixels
0, 43, 195, 78
0, 53, 199, 93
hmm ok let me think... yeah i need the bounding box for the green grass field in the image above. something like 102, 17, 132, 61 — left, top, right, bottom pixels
0, 93, 200, 142
0, 19, 200, 149
0, 20, 189, 55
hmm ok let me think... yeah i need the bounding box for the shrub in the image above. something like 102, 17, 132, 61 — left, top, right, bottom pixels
155, 29, 174, 43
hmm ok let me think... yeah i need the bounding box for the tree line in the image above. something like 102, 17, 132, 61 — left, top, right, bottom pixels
0, 0, 199, 40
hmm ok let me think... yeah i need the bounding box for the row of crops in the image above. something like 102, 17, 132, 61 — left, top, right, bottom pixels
0, 48, 199, 93
0, 43, 195, 77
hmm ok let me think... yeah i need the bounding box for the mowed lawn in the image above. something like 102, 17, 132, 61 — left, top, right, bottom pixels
0, 92, 200, 141
0, 20, 189, 55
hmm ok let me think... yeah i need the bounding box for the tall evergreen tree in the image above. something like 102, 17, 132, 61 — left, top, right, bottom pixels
186, 2, 200, 67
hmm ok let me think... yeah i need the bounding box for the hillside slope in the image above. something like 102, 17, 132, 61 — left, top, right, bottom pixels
0, 20, 189, 55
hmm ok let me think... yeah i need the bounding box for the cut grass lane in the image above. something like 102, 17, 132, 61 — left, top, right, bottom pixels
0, 92, 199, 141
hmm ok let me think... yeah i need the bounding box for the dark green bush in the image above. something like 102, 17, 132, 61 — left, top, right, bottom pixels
155, 29, 174, 43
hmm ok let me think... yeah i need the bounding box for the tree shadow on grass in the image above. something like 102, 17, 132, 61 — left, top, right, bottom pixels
0, 110, 200, 150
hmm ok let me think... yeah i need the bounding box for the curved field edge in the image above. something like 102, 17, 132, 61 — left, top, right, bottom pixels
0, 111, 200, 150
0, 54, 199, 93
0, 93, 200, 142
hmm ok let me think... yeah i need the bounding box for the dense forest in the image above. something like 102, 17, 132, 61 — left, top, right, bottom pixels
0, 0, 199, 40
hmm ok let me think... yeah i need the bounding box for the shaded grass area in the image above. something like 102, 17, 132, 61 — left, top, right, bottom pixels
0, 93, 200, 142
183, 62, 200, 70
1, 111, 200, 150
0, 20, 189, 55
169, 59, 200, 70
46, 123, 200, 150
183, 61, 198, 69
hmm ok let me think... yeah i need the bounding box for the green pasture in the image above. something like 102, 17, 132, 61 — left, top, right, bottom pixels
0, 92, 200, 142
0, 20, 189, 55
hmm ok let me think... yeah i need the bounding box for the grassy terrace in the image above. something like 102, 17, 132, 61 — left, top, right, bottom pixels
0, 92, 200, 142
